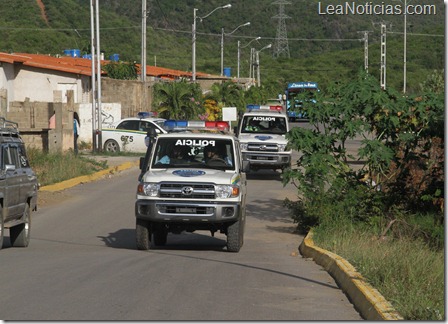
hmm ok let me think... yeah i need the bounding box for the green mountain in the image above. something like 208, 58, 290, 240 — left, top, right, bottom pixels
0, 0, 444, 93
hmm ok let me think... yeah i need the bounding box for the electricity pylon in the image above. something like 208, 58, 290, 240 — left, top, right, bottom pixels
271, 0, 290, 59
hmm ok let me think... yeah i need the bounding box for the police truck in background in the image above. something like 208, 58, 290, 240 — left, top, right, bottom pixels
235, 105, 291, 173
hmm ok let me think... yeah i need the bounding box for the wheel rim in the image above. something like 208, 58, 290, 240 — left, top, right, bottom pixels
105, 140, 119, 152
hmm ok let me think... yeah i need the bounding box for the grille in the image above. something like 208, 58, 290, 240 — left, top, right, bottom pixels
159, 183, 215, 199
247, 143, 278, 152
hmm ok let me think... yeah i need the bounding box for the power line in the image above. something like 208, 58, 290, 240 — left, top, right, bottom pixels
0, 25, 440, 41
387, 31, 443, 37
154, 0, 172, 29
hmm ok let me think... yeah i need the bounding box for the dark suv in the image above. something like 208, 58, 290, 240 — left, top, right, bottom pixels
0, 118, 38, 249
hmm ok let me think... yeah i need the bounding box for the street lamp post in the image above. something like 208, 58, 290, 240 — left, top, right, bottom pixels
237, 36, 260, 78
192, 4, 231, 82
256, 44, 272, 87
221, 22, 250, 76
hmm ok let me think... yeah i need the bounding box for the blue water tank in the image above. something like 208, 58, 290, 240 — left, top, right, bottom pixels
69, 49, 80, 57
109, 54, 119, 62
223, 67, 231, 77
63, 49, 71, 56
82, 54, 92, 59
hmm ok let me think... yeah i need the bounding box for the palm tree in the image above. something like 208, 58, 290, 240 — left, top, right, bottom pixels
208, 81, 243, 109
153, 80, 202, 120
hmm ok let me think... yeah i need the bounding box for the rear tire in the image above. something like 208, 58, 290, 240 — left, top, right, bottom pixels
226, 220, 242, 252
104, 139, 120, 153
136, 218, 151, 250
10, 204, 31, 247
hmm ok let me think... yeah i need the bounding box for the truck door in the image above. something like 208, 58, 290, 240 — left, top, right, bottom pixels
2, 144, 25, 220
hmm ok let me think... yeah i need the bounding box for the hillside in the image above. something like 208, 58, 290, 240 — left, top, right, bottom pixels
0, 0, 444, 93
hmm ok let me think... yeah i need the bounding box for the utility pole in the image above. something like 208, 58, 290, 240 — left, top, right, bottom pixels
90, 0, 97, 153
141, 0, 147, 82
95, 0, 102, 151
271, 0, 291, 58
402, 0, 412, 94
380, 23, 387, 90
393, 0, 412, 93
358, 31, 371, 73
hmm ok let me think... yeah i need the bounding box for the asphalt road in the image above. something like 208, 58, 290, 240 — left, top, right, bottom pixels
0, 158, 362, 320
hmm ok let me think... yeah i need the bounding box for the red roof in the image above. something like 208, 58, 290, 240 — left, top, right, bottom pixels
0, 52, 217, 80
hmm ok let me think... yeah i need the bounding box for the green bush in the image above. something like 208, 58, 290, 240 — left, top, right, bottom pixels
27, 148, 107, 186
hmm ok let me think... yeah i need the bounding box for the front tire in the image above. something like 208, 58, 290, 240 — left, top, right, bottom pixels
136, 218, 151, 250
104, 139, 120, 153
10, 204, 31, 247
226, 220, 242, 252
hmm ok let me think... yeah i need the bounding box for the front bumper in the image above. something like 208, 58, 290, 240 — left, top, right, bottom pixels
135, 200, 241, 223
242, 152, 291, 168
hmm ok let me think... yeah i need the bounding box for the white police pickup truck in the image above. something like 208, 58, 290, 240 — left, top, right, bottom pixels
135, 120, 248, 252
236, 105, 291, 172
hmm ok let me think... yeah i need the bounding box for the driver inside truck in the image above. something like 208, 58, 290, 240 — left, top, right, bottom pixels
245, 119, 260, 132
204, 145, 232, 166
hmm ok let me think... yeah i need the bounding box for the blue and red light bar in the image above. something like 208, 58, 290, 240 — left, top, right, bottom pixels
137, 111, 158, 118
163, 120, 229, 132
246, 104, 283, 112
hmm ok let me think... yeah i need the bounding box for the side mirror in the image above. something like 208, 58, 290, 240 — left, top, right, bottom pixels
139, 157, 145, 170
233, 126, 238, 136
241, 160, 250, 173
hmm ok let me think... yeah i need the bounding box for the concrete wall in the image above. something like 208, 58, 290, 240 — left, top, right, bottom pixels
78, 102, 121, 144
14, 66, 88, 104
0, 64, 14, 109
101, 77, 154, 118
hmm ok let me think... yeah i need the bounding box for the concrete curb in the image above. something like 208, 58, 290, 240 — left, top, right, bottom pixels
39, 160, 139, 192
299, 230, 404, 321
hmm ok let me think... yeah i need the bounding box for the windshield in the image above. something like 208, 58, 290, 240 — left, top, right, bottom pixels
241, 115, 287, 135
151, 137, 235, 170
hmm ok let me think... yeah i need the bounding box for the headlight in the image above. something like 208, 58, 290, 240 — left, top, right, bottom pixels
215, 185, 240, 198
278, 144, 286, 152
137, 183, 159, 197
240, 143, 248, 151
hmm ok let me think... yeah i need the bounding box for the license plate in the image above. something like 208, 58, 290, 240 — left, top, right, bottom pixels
176, 207, 195, 213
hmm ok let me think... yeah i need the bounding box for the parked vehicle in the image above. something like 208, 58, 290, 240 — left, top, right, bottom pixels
102, 117, 166, 153
0, 118, 38, 249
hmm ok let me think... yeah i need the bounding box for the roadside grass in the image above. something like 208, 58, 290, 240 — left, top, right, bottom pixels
27, 148, 108, 186
312, 220, 445, 320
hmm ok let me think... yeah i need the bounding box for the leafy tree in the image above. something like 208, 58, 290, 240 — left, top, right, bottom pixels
102, 62, 138, 80
207, 81, 244, 110
153, 80, 203, 120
